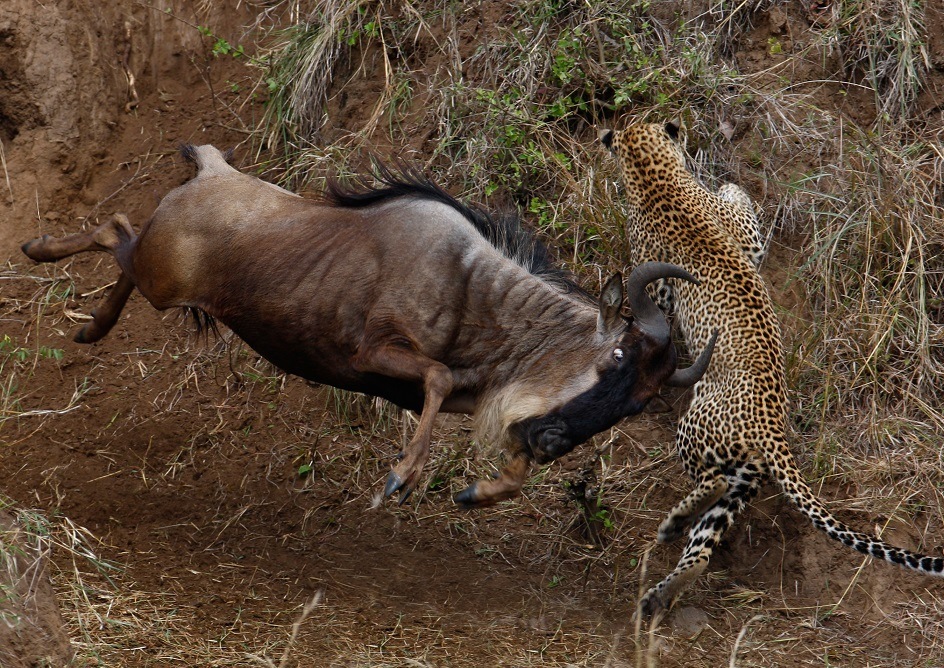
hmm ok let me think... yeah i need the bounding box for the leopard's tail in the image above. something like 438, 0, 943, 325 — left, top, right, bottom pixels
764, 437, 944, 577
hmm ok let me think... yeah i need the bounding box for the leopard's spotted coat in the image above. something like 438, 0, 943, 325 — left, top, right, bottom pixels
601, 121, 944, 616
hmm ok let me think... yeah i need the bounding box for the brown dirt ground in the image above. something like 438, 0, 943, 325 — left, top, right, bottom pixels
2, 1, 944, 666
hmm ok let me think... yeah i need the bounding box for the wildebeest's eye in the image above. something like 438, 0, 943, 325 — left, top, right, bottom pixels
613, 348, 624, 362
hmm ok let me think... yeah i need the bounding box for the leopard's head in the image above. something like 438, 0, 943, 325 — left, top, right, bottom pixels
599, 121, 687, 183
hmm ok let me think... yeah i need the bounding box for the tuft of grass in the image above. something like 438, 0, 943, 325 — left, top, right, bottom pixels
0, 286, 87, 431
0, 497, 120, 663
258, 0, 420, 163
812, 0, 928, 121
784, 121, 944, 521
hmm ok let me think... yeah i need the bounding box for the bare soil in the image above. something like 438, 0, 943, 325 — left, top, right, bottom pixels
2, 1, 944, 666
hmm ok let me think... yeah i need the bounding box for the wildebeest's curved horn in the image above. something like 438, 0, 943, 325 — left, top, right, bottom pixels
667, 328, 718, 387
624, 261, 700, 338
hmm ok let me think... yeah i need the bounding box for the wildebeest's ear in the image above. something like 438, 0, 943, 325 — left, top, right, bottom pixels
597, 273, 624, 334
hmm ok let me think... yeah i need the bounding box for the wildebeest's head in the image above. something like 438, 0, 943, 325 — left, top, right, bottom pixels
516, 262, 715, 463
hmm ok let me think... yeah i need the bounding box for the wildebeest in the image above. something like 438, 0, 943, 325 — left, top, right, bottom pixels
22, 145, 716, 506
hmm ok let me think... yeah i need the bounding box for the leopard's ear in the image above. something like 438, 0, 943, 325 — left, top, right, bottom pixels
664, 120, 680, 141
599, 129, 614, 149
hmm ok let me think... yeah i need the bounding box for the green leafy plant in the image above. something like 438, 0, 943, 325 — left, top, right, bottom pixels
198, 25, 247, 59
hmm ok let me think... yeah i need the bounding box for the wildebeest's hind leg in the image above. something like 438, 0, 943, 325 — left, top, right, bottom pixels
22, 213, 135, 262
22, 214, 138, 343
351, 342, 453, 503
73, 273, 135, 343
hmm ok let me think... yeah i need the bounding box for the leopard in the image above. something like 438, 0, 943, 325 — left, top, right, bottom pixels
600, 120, 944, 617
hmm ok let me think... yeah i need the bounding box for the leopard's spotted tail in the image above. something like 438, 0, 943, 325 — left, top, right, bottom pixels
765, 438, 944, 577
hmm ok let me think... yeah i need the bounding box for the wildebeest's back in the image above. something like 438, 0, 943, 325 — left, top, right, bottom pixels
132, 169, 536, 406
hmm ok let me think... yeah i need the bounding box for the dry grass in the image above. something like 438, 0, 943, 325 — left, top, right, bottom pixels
781, 118, 944, 528
814, 0, 928, 120
0, 267, 88, 432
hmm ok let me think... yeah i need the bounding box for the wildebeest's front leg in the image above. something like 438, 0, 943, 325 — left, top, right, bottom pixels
453, 451, 530, 508
352, 342, 453, 503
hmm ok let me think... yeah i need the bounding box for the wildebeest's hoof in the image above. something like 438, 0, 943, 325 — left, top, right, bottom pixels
384, 471, 413, 504
73, 326, 91, 344
21, 236, 51, 262
384, 452, 427, 504
73, 322, 100, 344
453, 483, 479, 508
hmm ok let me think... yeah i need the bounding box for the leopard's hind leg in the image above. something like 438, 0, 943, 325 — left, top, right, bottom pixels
640, 462, 762, 618
657, 413, 732, 543
716, 183, 765, 267
657, 465, 728, 544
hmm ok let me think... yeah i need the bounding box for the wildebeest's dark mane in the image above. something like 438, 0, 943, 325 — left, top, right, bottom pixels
324, 161, 592, 303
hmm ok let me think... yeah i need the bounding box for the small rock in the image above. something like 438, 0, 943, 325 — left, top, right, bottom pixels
669, 605, 710, 637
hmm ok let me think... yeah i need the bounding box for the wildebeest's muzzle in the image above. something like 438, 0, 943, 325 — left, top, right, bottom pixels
514, 415, 573, 464
514, 369, 651, 464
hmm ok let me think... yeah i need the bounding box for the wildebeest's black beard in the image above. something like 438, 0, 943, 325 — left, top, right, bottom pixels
516, 363, 650, 463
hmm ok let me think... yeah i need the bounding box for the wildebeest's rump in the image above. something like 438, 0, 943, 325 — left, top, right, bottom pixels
22, 145, 716, 506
